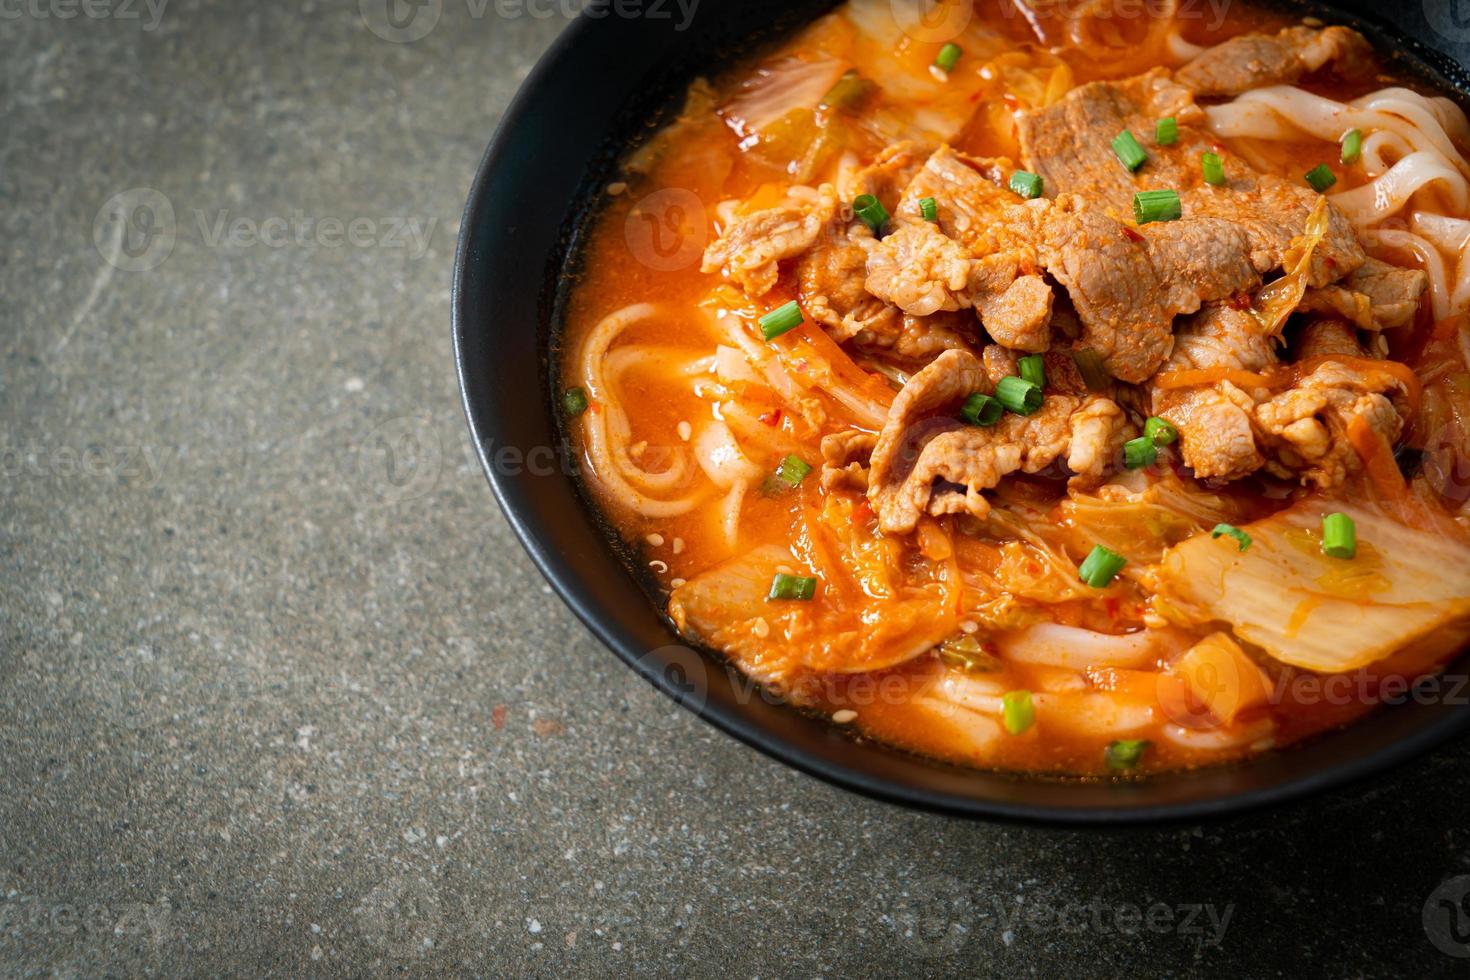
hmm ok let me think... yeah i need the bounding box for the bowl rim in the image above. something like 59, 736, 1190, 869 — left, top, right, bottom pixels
454, 3, 1470, 824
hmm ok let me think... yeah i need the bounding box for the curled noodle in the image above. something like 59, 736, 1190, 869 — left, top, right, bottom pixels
576, 303, 702, 517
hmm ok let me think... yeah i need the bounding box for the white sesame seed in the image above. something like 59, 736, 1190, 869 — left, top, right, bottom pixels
646, 533, 664, 547
677, 421, 692, 441
607, 181, 628, 196
649, 560, 668, 573
959, 620, 979, 634
752, 617, 770, 638
672, 537, 685, 554
832, 709, 858, 724
670, 577, 686, 588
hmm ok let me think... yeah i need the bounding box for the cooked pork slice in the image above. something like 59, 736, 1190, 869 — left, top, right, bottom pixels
982, 342, 1096, 396
819, 429, 878, 491
861, 221, 976, 316
1295, 318, 1368, 360
1299, 258, 1428, 329
1150, 305, 1276, 481
1175, 25, 1372, 98
1019, 70, 1201, 203
1017, 71, 1364, 287
1033, 198, 1179, 382
702, 184, 838, 296
1256, 359, 1405, 489
797, 222, 902, 343
838, 140, 931, 205
865, 350, 1126, 533
892, 311, 977, 359
893, 147, 1055, 350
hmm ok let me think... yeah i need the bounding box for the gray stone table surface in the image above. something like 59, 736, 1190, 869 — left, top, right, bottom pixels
3, 1, 1470, 976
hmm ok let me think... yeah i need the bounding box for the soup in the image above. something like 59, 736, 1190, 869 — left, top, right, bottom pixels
559, 0, 1470, 775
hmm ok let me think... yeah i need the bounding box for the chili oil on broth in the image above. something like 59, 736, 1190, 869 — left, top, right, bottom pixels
558, 0, 1470, 776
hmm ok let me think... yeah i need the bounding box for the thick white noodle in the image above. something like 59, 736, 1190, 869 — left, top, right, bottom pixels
578, 303, 701, 517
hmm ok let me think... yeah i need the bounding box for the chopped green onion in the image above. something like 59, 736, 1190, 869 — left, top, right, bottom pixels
1201, 150, 1225, 186
1078, 545, 1126, 588
1123, 436, 1157, 470
961, 392, 1003, 426
1340, 128, 1363, 165
1156, 116, 1178, 146
1105, 739, 1150, 771
1002, 690, 1035, 735
1144, 416, 1178, 446
1072, 347, 1110, 391
994, 375, 1043, 415
1211, 523, 1252, 552
1305, 163, 1337, 192
1009, 170, 1043, 199
1133, 189, 1181, 224
1018, 354, 1046, 389
759, 300, 803, 340
768, 572, 817, 601
919, 196, 938, 222
775, 454, 812, 487
821, 69, 875, 111
1112, 130, 1148, 172
935, 42, 962, 72
853, 194, 889, 234
563, 386, 589, 416
1321, 512, 1357, 559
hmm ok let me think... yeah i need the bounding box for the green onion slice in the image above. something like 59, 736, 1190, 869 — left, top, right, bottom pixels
1123, 436, 1157, 470
759, 300, 804, 340
563, 387, 589, 416
768, 573, 817, 601
1156, 116, 1178, 146
853, 194, 889, 233
775, 454, 812, 487
1321, 512, 1357, 559
1201, 150, 1225, 186
1009, 170, 1043, 199
1072, 347, 1110, 391
1105, 739, 1150, 771
1211, 523, 1252, 552
1305, 163, 1337, 192
935, 42, 962, 72
1078, 544, 1126, 588
1145, 416, 1178, 445
919, 196, 938, 222
1112, 130, 1148, 172
961, 392, 1003, 427
1133, 189, 1181, 224
1340, 128, 1363, 164
1018, 354, 1046, 389
994, 375, 1043, 415
1002, 690, 1036, 735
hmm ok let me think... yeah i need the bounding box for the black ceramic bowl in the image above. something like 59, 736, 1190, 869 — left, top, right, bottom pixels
455, 0, 1470, 822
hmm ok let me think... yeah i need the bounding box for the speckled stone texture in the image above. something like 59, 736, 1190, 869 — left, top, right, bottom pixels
2, 1, 1469, 976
